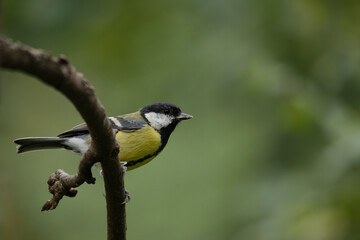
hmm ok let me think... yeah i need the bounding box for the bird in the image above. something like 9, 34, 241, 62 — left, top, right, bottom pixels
14, 102, 193, 171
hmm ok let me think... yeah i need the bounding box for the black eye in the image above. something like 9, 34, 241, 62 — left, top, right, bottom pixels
163, 109, 170, 114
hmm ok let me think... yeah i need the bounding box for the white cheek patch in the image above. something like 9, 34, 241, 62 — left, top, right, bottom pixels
145, 112, 173, 131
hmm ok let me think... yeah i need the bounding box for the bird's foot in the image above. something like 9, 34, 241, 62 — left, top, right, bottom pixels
99, 162, 126, 178
102, 189, 130, 204
122, 190, 131, 204
120, 161, 127, 174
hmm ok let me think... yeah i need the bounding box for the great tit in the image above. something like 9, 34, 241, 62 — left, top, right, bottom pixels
14, 102, 192, 170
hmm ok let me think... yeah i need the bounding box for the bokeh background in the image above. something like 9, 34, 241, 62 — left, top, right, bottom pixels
1, 1, 360, 240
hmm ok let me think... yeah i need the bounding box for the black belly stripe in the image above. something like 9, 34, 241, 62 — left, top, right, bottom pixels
126, 145, 164, 167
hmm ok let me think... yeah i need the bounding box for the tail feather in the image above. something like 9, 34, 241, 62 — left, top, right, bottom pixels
14, 137, 66, 153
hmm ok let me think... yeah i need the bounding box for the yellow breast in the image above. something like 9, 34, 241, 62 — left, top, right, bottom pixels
116, 125, 162, 170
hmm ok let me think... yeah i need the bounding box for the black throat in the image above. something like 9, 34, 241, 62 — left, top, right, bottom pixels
158, 121, 180, 147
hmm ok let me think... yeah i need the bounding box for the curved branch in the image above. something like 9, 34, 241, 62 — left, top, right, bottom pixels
0, 36, 126, 240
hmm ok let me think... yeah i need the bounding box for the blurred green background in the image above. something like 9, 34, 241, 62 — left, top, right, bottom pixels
1, 0, 360, 240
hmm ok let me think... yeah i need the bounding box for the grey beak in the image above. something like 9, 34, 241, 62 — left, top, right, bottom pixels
176, 112, 193, 120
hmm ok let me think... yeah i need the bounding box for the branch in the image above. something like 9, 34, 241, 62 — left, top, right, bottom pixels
0, 36, 126, 240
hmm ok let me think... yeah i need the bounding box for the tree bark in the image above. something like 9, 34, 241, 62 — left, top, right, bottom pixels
0, 35, 126, 240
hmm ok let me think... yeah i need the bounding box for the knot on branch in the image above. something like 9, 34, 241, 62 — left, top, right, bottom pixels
57, 54, 69, 65
41, 169, 95, 211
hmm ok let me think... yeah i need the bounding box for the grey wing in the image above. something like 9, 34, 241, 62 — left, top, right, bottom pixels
108, 116, 146, 132
57, 117, 146, 138
57, 123, 89, 138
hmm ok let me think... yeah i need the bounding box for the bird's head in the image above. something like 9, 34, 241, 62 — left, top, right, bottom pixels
140, 102, 192, 132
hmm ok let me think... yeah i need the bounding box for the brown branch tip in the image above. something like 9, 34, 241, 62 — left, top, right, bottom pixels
41, 168, 96, 211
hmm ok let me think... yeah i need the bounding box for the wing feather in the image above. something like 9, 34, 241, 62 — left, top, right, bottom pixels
57, 115, 146, 138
